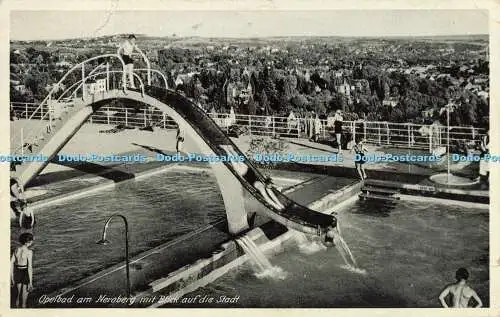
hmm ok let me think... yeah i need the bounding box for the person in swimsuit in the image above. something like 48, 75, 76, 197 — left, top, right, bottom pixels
439, 268, 483, 308
220, 145, 285, 210
11, 233, 34, 308
19, 203, 35, 231
10, 178, 26, 218
313, 114, 322, 142
117, 34, 144, 89
323, 224, 337, 247
176, 124, 185, 153
333, 110, 343, 153
478, 130, 489, 188
351, 137, 367, 180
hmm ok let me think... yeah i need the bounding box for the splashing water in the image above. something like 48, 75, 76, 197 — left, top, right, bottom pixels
294, 232, 327, 255
339, 265, 367, 275
334, 223, 364, 273
236, 235, 287, 280
255, 265, 288, 280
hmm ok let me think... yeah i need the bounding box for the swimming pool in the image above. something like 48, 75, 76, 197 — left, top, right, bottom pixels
159, 199, 489, 308
10, 168, 318, 294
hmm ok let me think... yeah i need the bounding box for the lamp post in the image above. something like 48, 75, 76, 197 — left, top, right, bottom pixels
96, 214, 131, 299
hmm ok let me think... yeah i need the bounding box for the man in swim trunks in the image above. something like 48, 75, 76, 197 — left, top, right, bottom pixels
117, 34, 144, 89
11, 233, 34, 308
439, 268, 483, 308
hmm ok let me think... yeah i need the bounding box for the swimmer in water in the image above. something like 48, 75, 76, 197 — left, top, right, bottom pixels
11, 233, 34, 308
439, 268, 483, 308
323, 224, 337, 247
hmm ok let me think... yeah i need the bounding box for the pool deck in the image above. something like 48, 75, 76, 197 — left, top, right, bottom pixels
13, 122, 487, 204
17, 131, 489, 205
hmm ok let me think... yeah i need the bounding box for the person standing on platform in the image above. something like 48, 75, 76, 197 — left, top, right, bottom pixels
333, 110, 343, 153
117, 34, 144, 89
176, 123, 185, 154
313, 114, 322, 142
478, 130, 489, 188
352, 137, 368, 180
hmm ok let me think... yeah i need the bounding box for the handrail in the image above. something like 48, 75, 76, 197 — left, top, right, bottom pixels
12, 73, 144, 155
13, 70, 145, 155
26, 54, 125, 122
57, 70, 145, 103
12, 57, 124, 154
56, 62, 106, 101
135, 68, 168, 89
136, 51, 151, 86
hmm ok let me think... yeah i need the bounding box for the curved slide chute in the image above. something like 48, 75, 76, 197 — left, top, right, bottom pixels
12, 85, 336, 236
144, 86, 337, 236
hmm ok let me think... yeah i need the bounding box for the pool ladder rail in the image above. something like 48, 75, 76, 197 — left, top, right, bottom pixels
359, 185, 401, 202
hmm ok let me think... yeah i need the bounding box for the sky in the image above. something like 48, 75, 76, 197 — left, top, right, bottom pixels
10, 10, 489, 41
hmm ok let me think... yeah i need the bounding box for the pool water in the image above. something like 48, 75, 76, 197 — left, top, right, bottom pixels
162, 199, 489, 308
11, 171, 227, 293
10, 169, 305, 294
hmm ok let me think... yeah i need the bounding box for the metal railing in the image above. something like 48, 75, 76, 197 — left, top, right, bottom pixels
11, 54, 128, 155
11, 101, 486, 152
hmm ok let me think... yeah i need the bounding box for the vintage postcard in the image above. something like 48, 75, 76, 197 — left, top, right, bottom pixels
0, 0, 498, 315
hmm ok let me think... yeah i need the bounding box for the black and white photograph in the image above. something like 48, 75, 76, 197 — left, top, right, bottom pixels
4, 3, 495, 310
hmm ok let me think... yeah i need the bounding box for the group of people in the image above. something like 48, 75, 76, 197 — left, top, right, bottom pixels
10, 178, 36, 308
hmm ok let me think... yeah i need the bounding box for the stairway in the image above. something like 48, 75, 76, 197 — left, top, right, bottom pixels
359, 185, 400, 202
13, 99, 83, 174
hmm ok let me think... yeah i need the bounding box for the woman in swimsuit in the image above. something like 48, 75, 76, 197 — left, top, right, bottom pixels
10, 178, 26, 218
11, 233, 34, 308
19, 203, 35, 231
351, 137, 368, 180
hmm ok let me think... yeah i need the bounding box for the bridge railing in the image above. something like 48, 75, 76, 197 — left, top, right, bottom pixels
12, 98, 486, 152
12, 100, 485, 152
11, 54, 128, 155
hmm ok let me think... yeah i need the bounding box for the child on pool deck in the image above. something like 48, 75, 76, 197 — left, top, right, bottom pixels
11, 233, 34, 308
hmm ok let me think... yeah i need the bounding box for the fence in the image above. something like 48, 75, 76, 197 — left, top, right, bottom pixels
11, 102, 486, 152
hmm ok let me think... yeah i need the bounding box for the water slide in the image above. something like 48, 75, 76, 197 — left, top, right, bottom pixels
144, 86, 337, 235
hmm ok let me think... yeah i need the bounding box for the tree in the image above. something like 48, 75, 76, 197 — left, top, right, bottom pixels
260, 91, 270, 115
290, 94, 308, 109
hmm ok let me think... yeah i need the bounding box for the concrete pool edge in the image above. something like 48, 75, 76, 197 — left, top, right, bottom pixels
25, 164, 303, 213
23, 159, 488, 214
